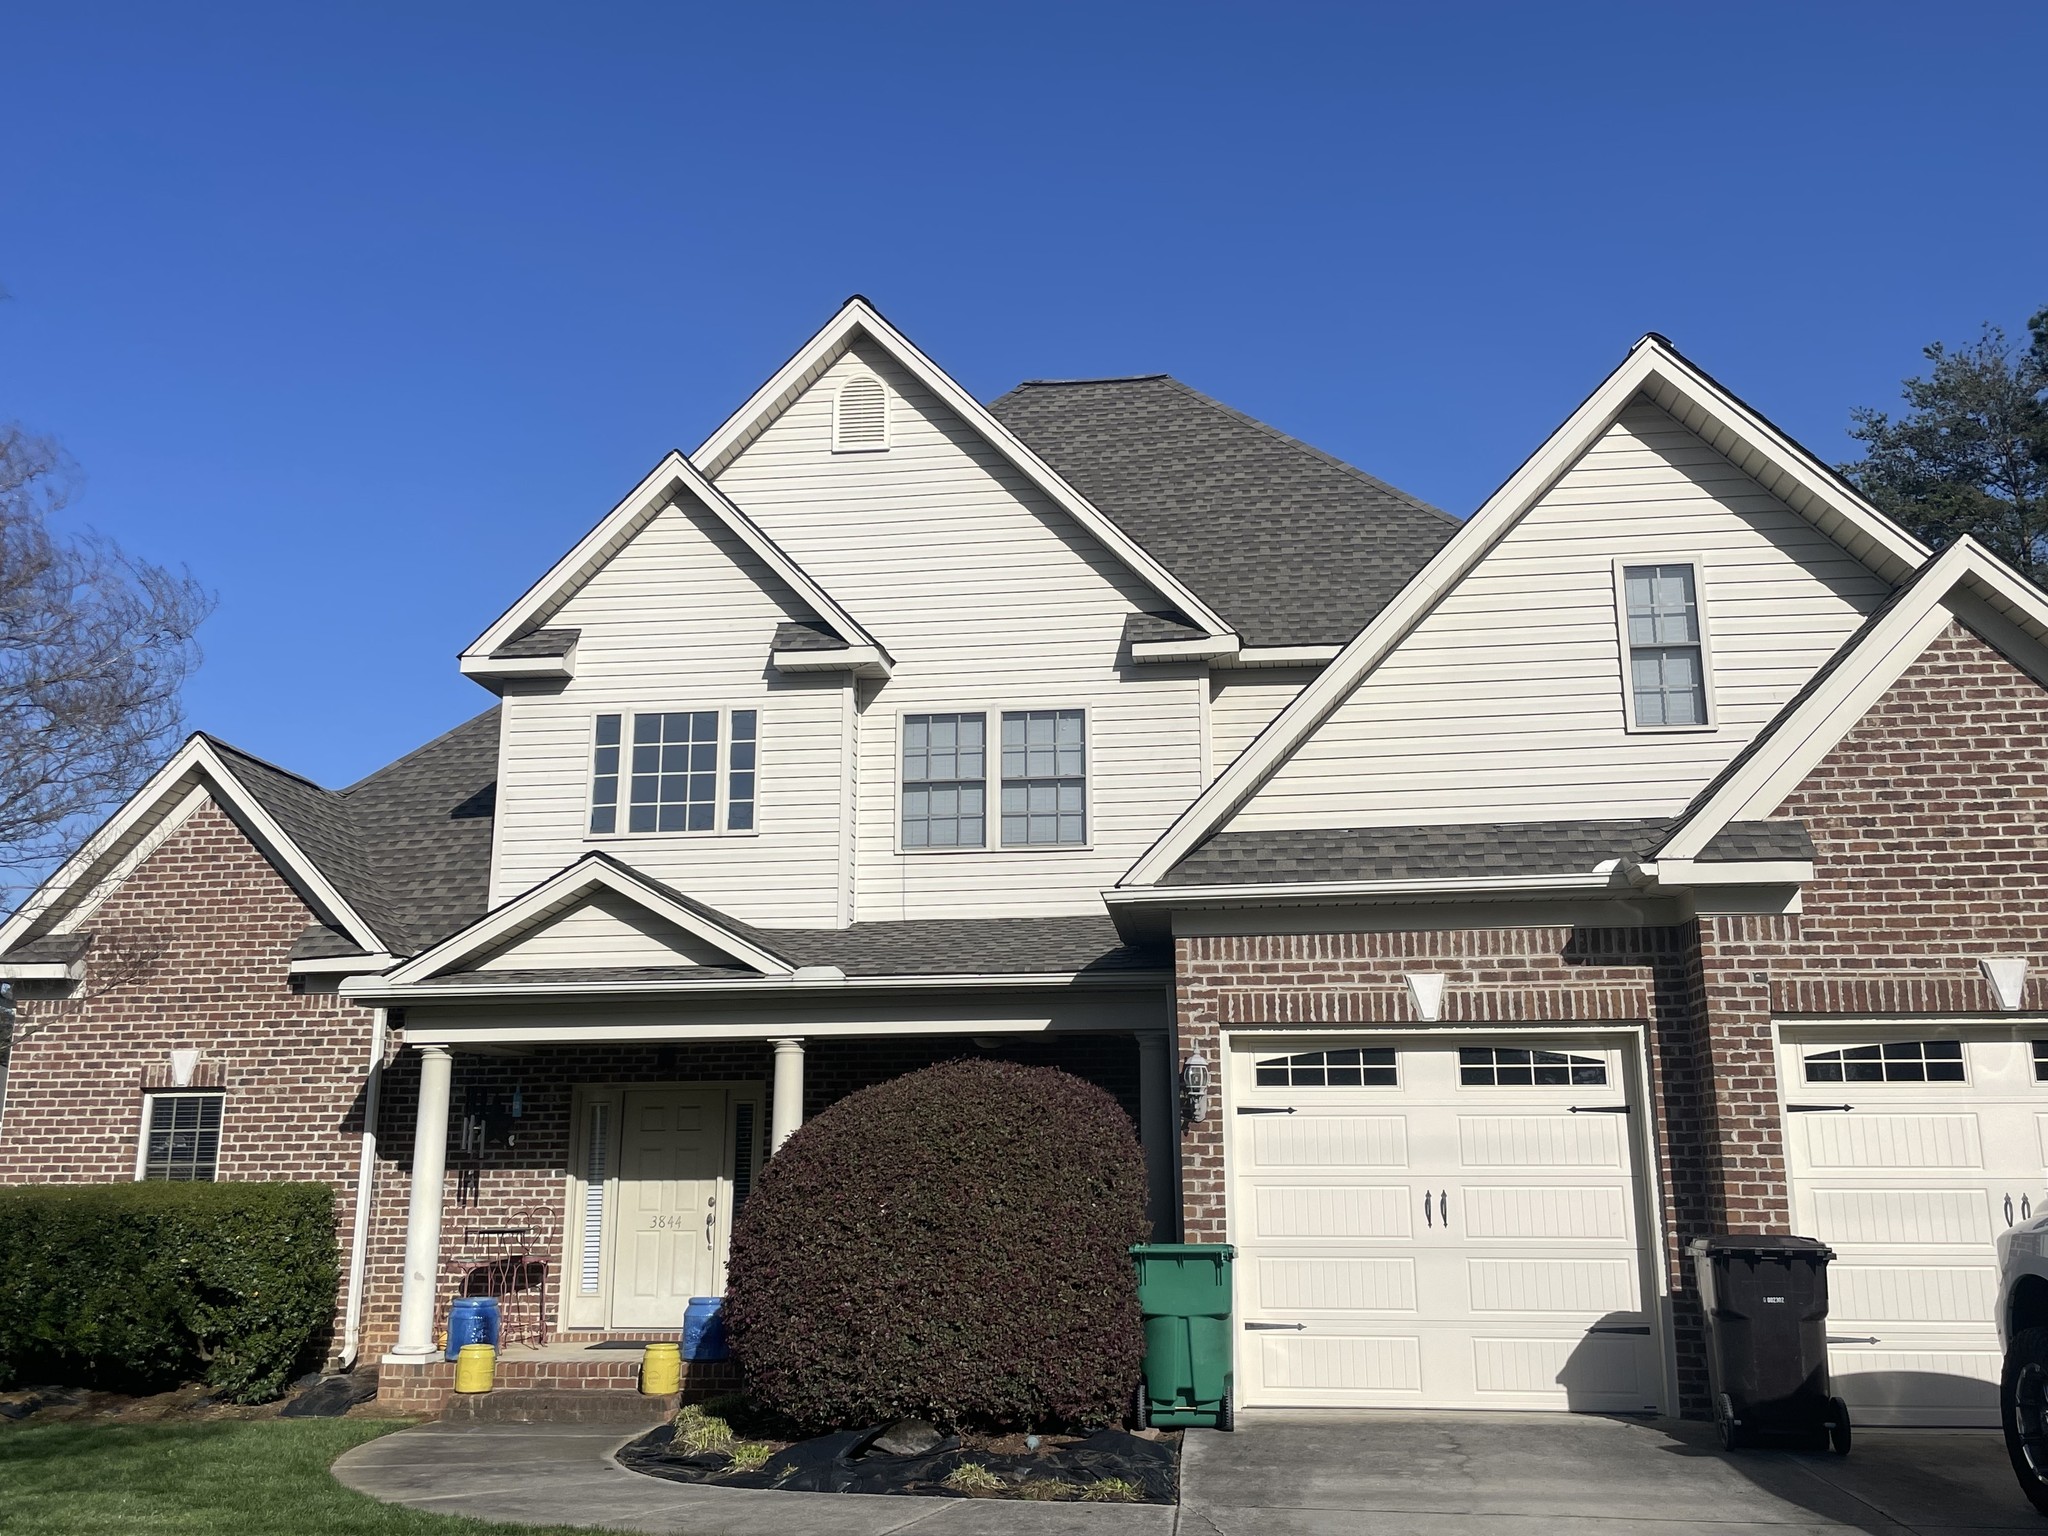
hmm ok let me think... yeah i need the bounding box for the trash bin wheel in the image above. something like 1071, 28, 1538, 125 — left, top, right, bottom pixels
1826, 1396, 1851, 1456
1216, 1384, 1235, 1433
2002, 1326, 2048, 1514
1131, 1381, 1150, 1432
1716, 1393, 1742, 1453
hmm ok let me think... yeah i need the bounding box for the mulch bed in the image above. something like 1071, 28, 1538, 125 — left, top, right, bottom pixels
0, 1370, 384, 1427
617, 1419, 1178, 1503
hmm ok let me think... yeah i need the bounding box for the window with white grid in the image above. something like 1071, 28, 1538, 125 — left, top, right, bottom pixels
1000, 710, 1086, 846
902, 713, 986, 848
1621, 563, 1710, 728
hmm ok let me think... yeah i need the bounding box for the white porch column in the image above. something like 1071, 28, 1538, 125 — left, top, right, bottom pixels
1137, 1031, 1177, 1239
769, 1038, 805, 1153
386, 1043, 453, 1362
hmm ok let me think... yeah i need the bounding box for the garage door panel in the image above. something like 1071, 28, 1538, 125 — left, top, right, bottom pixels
1828, 1263, 1997, 1323
1831, 1350, 2000, 1427
1258, 1333, 1423, 1393
1800, 1113, 1982, 1169
1254, 1114, 1408, 1168
1462, 1185, 1630, 1241
1458, 1114, 1624, 1168
1255, 1255, 1417, 1312
1473, 1334, 1647, 1401
1253, 1184, 1414, 1239
1812, 1187, 1991, 1246
1468, 1256, 1639, 1313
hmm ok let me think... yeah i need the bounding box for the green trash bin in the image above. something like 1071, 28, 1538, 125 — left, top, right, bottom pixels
1130, 1243, 1235, 1430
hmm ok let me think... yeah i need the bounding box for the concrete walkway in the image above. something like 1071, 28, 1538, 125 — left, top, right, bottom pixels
332, 1411, 2041, 1535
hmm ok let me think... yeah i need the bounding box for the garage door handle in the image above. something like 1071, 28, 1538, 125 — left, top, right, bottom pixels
1244, 1322, 1306, 1331
1787, 1103, 1855, 1113
1237, 1106, 1295, 1115
1569, 1105, 1629, 1114
1828, 1335, 1880, 1345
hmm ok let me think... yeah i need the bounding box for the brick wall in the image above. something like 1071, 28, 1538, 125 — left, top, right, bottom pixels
0, 797, 379, 1361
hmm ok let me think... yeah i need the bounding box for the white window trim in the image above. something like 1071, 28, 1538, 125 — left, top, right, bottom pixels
831, 371, 890, 454
135, 1090, 226, 1182
1612, 556, 1718, 734
893, 707, 1095, 856
584, 707, 763, 842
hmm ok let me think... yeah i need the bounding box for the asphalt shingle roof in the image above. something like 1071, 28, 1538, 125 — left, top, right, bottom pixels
771, 618, 849, 651
990, 374, 1457, 647
1163, 818, 1813, 887
490, 628, 579, 659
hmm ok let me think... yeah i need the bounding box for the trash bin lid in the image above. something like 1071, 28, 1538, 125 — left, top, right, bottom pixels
1688, 1232, 1835, 1261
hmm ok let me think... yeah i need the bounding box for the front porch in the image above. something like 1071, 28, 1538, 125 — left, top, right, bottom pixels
359, 1008, 1178, 1411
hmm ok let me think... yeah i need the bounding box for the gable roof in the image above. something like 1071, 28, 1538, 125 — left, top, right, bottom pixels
460, 449, 885, 677
0, 709, 501, 962
1119, 333, 1933, 889
690, 297, 1236, 640
1650, 537, 2048, 862
989, 374, 1457, 647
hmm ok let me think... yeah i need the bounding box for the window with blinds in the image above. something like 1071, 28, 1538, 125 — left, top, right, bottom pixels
579, 1103, 609, 1295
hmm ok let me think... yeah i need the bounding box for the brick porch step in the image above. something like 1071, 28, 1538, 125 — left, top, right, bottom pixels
442, 1389, 679, 1425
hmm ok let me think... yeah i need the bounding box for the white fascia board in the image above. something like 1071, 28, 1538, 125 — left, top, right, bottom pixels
399, 1016, 1067, 1047
344, 969, 1169, 1006
1103, 872, 1621, 908
0, 740, 385, 959
288, 952, 400, 976
0, 959, 84, 981
1654, 542, 2023, 860
378, 856, 797, 985
1630, 860, 1814, 887
459, 652, 574, 682
1217, 645, 1343, 668
1118, 334, 1927, 889
462, 451, 883, 663
690, 298, 1234, 640
770, 644, 892, 677
1130, 635, 1242, 662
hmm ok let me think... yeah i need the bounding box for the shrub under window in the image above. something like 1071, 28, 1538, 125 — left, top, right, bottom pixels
723, 1059, 1149, 1431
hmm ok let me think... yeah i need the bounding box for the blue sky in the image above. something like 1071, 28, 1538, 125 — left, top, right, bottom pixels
3, 2, 2044, 789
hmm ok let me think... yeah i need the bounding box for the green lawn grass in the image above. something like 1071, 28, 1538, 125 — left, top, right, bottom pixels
0, 1418, 602, 1536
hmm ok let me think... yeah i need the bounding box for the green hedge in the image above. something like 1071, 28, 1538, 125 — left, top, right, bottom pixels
0, 1181, 337, 1403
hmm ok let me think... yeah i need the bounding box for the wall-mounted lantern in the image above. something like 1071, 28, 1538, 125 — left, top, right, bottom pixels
1180, 1051, 1212, 1123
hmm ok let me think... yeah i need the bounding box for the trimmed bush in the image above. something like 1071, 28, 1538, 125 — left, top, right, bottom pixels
0, 1181, 337, 1402
725, 1059, 1149, 1431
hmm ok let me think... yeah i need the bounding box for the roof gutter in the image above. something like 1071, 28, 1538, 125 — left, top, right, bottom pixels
341, 968, 1170, 1005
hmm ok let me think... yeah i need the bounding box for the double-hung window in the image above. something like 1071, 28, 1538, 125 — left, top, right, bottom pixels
1000, 710, 1086, 846
901, 713, 986, 848
1619, 562, 1711, 728
139, 1092, 224, 1181
588, 709, 758, 835
901, 708, 1088, 849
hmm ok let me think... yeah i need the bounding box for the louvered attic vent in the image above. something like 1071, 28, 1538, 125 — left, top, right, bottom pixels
833, 374, 889, 452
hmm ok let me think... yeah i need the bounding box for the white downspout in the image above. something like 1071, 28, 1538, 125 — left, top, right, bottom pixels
339, 1006, 389, 1369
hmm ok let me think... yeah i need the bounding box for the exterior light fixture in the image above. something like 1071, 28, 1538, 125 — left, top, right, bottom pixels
1180, 1051, 1212, 1123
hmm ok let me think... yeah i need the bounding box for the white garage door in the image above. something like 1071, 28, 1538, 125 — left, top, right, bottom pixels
1229, 1034, 1663, 1413
1782, 1029, 2048, 1427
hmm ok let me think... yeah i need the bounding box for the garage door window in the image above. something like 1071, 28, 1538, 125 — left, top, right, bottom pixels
1253, 1048, 1396, 1087
2034, 1042, 2048, 1082
1458, 1047, 1607, 1086
1803, 1040, 1963, 1083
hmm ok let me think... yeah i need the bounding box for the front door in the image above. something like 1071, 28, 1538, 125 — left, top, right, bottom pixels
1230, 1034, 1662, 1412
609, 1088, 724, 1329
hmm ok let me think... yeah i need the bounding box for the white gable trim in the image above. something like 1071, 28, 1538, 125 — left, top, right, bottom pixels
461, 451, 886, 675
0, 740, 386, 958
379, 854, 796, 985
1119, 334, 1931, 888
1656, 539, 2048, 861
691, 297, 1235, 641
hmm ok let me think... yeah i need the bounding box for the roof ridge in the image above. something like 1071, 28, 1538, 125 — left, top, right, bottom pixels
199, 734, 339, 796
1008, 373, 1173, 387
340, 705, 500, 797
1154, 376, 1459, 527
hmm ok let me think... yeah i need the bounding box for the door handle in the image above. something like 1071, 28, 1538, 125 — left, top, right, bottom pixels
705, 1194, 718, 1250
2026, 1195, 2034, 1222
1237, 1106, 1296, 1115
1439, 1190, 1448, 1228
2009, 1194, 2018, 1226
1423, 1191, 1432, 1228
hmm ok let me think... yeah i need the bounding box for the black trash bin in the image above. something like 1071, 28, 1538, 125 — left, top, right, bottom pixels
1688, 1234, 1849, 1454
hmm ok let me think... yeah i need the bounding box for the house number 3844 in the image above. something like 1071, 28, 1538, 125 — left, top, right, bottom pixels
643, 1215, 696, 1231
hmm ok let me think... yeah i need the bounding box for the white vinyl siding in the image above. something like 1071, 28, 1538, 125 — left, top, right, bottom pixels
1229, 400, 1894, 831
471, 889, 740, 971
715, 342, 1205, 919
1209, 669, 1321, 777
489, 493, 846, 924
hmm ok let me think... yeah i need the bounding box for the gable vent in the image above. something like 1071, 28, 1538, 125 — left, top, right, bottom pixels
833, 374, 889, 452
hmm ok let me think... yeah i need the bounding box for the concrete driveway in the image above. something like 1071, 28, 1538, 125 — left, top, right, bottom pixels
1182, 1411, 2039, 1535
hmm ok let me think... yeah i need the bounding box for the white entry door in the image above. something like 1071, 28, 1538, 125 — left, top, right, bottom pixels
1781, 1029, 2048, 1427
1230, 1035, 1662, 1413
609, 1087, 725, 1330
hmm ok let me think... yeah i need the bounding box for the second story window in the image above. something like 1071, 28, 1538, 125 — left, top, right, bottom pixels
1620, 562, 1711, 729
1001, 710, 1086, 846
589, 710, 758, 836
902, 713, 986, 848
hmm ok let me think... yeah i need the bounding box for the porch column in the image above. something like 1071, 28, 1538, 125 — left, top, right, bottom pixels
1137, 1032, 1177, 1239
770, 1038, 805, 1153
386, 1043, 453, 1362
